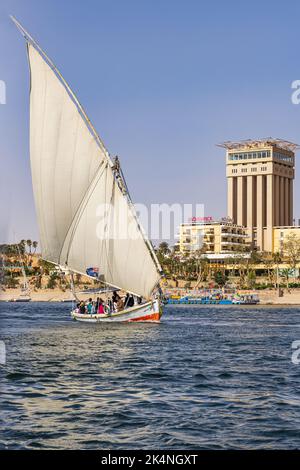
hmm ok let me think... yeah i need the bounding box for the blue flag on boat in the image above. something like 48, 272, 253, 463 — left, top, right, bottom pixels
86, 267, 99, 278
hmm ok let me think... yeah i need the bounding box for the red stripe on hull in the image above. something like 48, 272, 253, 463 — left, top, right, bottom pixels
127, 311, 161, 322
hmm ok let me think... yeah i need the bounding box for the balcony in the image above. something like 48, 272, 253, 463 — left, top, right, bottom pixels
221, 232, 248, 238
221, 241, 246, 246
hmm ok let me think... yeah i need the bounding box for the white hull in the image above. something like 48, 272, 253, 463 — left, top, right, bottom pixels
71, 299, 162, 323
8, 295, 31, 302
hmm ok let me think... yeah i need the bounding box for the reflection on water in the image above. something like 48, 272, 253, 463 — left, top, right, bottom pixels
1, 303, 300, 449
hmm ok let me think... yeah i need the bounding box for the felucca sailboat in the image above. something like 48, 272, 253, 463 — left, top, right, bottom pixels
12, 17, 163, 322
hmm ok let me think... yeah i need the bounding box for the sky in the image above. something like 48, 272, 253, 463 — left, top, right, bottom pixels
1, 0, 300, 244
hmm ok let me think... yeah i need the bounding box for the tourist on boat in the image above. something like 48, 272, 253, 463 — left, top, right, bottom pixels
112, 291, 120, 304
97, 298, 105, 314
128, 295, 134, 307
107, 297, 114, 313
124, 293, 130, 306
91, 301, 96, 314
79, 301, 86, 314
117, 297, 124, 311
87, 298, 93, 314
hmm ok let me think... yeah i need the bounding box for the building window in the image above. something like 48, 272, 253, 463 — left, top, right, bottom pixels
228, 150, 271, 161
273, 152, 293, 164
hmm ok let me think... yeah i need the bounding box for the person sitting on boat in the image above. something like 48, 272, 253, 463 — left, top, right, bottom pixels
97, 298, 105, 314
79, 301, 86, 314
128, 295, 134, 307
107, 297, 114, 313
87, 298, 93, 314
91, 301, 96, 314
112, 291, 120, 304
124, 293, 130, 307
117, 297, 124, 311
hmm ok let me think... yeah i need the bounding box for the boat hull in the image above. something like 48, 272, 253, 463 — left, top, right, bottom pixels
71, 299, 162, 323
8, 297, 31, 302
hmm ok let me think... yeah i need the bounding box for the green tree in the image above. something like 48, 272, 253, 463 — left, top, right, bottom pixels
247, 270, 256, 289
273, 252, 282, 292
38, 259, 54, 275
281, 268, 293, 289
213, 270, 228, 287
19, 240, 26, 256
283, 234, 300, 282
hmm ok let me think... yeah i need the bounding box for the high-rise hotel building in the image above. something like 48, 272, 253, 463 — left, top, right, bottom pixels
219, 138, 298, 252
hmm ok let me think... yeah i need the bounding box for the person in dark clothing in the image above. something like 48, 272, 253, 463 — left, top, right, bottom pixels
107, 297, 113, 313
79, 301, 86, 314
112, 291, 120, 304
128, 295, 134, 307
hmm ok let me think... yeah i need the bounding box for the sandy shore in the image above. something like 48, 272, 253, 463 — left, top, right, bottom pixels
0, 288, 98, 303
1, 287, 300, 305
257, 289, 300, 306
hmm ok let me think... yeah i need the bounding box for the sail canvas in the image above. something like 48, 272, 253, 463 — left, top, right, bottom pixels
26, 39, 161, 299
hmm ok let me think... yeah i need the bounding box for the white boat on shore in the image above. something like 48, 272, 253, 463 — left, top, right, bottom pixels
13, 17, 163, 322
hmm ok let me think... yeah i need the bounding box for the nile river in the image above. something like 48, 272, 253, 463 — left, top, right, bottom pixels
1, 303, 300, 449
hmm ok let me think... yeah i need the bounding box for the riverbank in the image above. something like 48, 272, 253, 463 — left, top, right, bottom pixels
1, 287, 300, 305
0, 288, 94, 302
258, 289, 300, 305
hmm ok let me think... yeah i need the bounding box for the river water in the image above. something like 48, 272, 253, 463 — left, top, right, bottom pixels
1, 302, 300, 449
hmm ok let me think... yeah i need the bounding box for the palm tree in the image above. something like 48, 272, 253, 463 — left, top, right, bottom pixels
273, 252, 282, 294
158, 242, 170, 256
26, 239, 32, 254
19, 240, 26, 256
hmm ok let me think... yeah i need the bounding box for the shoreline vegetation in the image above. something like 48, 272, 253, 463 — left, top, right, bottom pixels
1, 239, 300, 305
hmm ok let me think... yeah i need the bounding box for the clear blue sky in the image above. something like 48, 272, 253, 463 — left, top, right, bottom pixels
1, 0, 300, 244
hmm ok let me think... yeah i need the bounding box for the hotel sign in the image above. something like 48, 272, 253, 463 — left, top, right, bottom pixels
188, 216, 213, 223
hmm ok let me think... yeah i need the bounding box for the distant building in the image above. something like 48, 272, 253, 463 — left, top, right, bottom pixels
218, 138, 298, 252
179, 220, 249, 256
272, 226, 300, 254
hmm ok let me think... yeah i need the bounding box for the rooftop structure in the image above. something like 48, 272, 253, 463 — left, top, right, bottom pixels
217, 138, 300, 152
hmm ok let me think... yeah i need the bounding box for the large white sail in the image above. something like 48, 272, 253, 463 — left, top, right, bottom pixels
21, 25, 161, 299
28, 44, 105, 264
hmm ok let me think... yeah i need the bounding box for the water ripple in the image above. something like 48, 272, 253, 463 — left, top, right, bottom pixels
1, 302, 300, 449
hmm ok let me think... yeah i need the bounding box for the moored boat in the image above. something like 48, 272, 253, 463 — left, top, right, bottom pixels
166, 290, 259, 305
